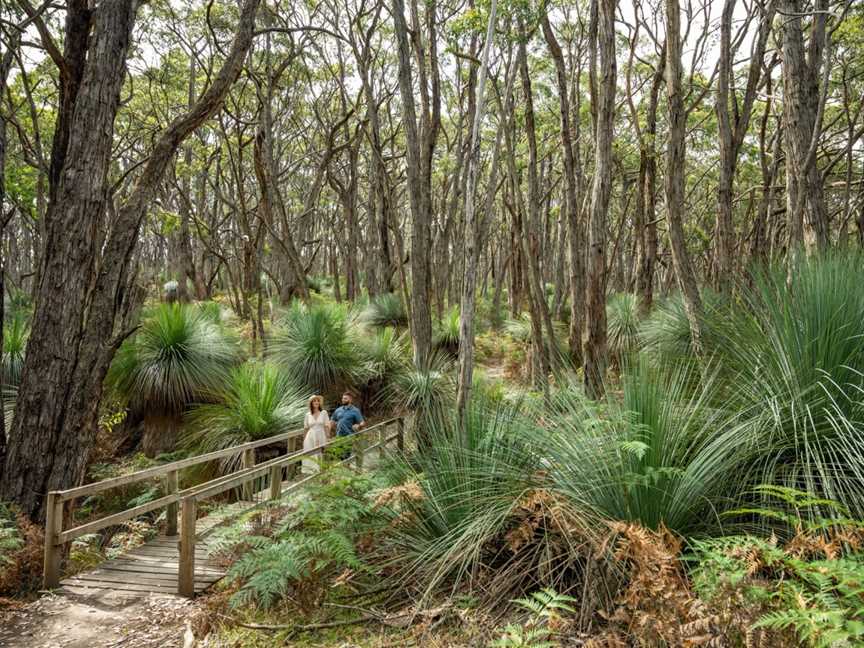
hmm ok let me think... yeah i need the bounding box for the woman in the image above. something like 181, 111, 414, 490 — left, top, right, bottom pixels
302, 395, 330, 475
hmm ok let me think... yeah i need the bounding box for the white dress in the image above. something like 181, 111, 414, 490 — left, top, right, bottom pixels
302, 410, 330, 474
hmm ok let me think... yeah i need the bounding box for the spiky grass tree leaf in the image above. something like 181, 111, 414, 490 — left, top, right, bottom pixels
703, 253, 864, 518
107, 303, 239, 414
362, 293, 408, 328
606, 292, 642, 361
537, 359, 735, 534
182, 362, 307, 472
1, 313, 28, 387
433, 305, 461, 356
270, 300, 361, 393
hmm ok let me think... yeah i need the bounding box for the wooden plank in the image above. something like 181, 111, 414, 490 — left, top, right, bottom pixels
60, 578, 183, 593
94, 561, 223, 576
72, 572, 217, 587
92, 564, 223, 580
98, 556, 221, 572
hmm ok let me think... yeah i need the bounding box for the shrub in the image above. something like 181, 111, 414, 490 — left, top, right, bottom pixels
357, 327, 410, 409
212, 467, 381, 612
705, 253, 864, 518
606, 292, 641, 363
689, 489, 864, 647
385, 351, 455, 450
270, 301, 360, 394
0, 501, 43, 596
537, 360, 735, 535
372, 396, 594, 607
1, 313, 28, 387
106, 303, 239, 456
183, 363, 307, 472
433, 305, 461, 356
362, 293, 408, 329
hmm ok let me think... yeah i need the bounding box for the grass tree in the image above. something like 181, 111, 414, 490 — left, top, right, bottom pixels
270, 301, 361, 396
106, 303, 239, 457
1, 314, 27, 387
362, 293, 409, 329
183, 363, 307, 473
705, 254, 864, 517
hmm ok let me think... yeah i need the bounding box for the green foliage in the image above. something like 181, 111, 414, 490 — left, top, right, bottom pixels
0, 502, 23, 566
356, 327, 411, 408
1, 313, 28, 387
433, 305, 461, 356
690, 523, 864, 647
182, 362, 307, 472
215, 467, 381, 611
490, 589, 577, 648
374, 396, 557, 604
362, 292, 408, 329
106, 303, 239, 413
538, 360, 731, 534
639, 289, 725, 364
385, 351, 455, 443
270, 301, 360, 393
704, 253, 864, 517
606, 292, 641, 362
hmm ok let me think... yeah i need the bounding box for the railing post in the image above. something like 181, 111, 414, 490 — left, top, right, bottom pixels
287, 433, 300, 479
269, 464, 282, 500
378, 424, 386, 463
43, 493, 64, 589
178, 497, 197, 598
397, 417, 405, 453
241, 448, 255, 500
164, 470, 179, 536
354, 435, 364, 471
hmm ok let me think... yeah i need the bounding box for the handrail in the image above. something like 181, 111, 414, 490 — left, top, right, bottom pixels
176, 417, 405, 597
42, 415, 406, 592
53, 426, 308, 503
179, 417, 400, 502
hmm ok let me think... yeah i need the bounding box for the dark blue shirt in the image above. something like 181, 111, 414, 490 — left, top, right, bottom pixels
332, 404, 364, 437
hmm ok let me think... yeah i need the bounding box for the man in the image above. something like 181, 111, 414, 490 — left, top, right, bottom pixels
330, 392, 365, 457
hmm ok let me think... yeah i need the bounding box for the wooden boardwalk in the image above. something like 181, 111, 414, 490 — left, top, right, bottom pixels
58, 501, 251, 597
43, 418, 404, 599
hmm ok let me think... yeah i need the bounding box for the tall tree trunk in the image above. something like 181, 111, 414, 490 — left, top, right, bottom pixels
518, 35, 556, 388
1, 0, 262, 520
664, 0, 704, 358
583, 0, 616, 398
392, 0, 440, 367
456, 0, 497, 421
715, 0, 773, 288
542, 16, 584, 366
782, 0, 829, 258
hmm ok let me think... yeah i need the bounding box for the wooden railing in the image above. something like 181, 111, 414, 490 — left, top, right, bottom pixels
43, 417, 405, 594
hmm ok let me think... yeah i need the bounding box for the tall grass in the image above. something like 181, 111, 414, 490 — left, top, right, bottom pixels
106, 303, 239, 456
270, 301, 360, 393
362, 293, 408, 329
183, 363, 307, 472
703, 254, 864, 517
1, 314, 28, 387
606, 292, 641, 363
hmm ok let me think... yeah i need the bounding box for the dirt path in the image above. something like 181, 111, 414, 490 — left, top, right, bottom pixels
0, 590, 201, 648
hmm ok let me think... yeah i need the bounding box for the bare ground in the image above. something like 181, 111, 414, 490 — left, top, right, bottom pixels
0, 590, 201, 648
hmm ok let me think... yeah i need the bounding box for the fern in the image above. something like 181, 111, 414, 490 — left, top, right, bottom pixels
490, 589, 575, 648
220, 467, 383, 611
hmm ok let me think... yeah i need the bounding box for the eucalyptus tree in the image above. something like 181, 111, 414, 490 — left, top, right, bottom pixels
1, 0, 263, 519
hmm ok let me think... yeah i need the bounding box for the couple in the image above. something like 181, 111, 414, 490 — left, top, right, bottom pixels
301, 391, 365, 474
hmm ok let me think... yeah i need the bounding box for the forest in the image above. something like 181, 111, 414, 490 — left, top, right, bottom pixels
1, 0, 864, 645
